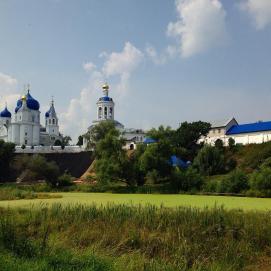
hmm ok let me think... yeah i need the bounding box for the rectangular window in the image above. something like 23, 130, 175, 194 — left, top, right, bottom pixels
25, 132, 27, 136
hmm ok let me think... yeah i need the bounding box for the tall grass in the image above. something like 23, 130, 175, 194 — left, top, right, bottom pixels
0, 204, 271, 270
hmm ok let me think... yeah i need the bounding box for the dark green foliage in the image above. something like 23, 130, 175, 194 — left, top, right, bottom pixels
249, 166, 271, 197
84, 120, 117, 150
54, 139, 62, 146
57, 172, 73, 187
139, 139, 172, 181
14, 155, 60, 186
175, 121, 211, 157
76, 135, 84, 146
215, 138, 224, 150
228, 137, 235, 150
170, 167, 203, 192
0, 140, 15, 181
219, 169, 249, 193
239, 142, 271, 170
94, 123, 131, 184
193, 145, 225, 176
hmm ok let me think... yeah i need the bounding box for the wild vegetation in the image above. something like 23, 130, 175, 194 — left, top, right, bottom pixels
0, 204, 271, 271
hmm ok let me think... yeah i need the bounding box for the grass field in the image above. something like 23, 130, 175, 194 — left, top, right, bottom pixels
1, 192, 271, 210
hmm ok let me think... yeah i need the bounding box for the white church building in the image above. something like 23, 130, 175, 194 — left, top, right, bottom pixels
0, 87, 62, 147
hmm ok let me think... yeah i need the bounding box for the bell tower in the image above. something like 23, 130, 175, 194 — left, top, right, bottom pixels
96, 83, 115, 121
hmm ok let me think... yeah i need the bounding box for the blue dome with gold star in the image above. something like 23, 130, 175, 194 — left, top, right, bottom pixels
15, 92, 40, 113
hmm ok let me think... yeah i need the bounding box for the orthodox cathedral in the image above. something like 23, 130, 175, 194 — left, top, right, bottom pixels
0, 86, 62, 146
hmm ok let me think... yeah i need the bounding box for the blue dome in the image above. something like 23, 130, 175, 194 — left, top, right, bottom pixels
99, 96, 113, 102
15, 93, 40, 113
45, 111, 49, 118
0, 107, 11, 118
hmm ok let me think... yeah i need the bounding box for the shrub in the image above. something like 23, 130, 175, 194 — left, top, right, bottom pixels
249, 166, 271, 197
193, 145, 225, 176
57, 172, 73, 187
170, 167, 203, 192
219, 169, 249, 193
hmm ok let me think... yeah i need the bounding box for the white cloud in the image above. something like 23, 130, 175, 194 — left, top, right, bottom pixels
167, 0, 227, 58
60, 42, 144, 140
102, 42, 143, 77
0, 72, 19, 110
83, 62, 96, 72
240, 0, 271, 30
145, 44, 167, 65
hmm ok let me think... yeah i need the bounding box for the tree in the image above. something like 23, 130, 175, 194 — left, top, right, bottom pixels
0, 140, 15, 181
62, 136, 72, 146
14, 154, 60, 186
76, 135, 83, 146
84, 121, 117, 150
139, 139, 172, 182
193, 145, 225, 176
54, 139, 62, 146
228, 137, 235, 150
175, 121, 211, 158
215, 139, 224, 150
94, 123, 132, 184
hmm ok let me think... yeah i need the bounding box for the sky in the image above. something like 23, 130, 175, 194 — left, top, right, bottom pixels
0, 0, 271, 142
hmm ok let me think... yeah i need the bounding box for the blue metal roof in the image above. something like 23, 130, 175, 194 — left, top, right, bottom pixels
227, 121, 271, 135
143, 137, 157, 144
170, 155, 190, 169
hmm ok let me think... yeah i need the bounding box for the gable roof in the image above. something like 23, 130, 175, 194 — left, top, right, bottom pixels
226, 121, 271, 135
210, 117, 237, 128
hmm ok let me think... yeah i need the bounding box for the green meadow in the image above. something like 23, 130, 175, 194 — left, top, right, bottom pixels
1, 192, 271, 211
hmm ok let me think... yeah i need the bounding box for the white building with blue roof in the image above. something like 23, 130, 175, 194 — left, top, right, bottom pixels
204, 117, 271, 145
0, 86, 62, 146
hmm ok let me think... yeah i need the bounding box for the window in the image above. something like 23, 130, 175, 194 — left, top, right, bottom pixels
32, 116, 35, 122
25, 140, 27, 145
109, 107, 113, 117
25, 132, 27, 136
104, 107, 107, 119
98, 107, 102, 119
53, 119, 55, 124
218, 129, 221, 133
53, 129, 54, 133
46, 120, 47, 125
49, 119, 51, 124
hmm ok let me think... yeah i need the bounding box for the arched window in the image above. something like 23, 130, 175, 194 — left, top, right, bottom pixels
53, 119, 55, 124
46, 120, 47, 125
104, 107, 107, 119
49, 119, 51, 124
109, 107, 113, 117
98, 107, 102, 119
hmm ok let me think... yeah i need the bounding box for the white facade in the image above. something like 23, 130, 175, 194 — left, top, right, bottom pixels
202, 117, 271, 146
0, 89, 62, 146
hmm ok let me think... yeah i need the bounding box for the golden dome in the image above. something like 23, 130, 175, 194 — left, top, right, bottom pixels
21, 95, 27, 101
102, 83, 109, 90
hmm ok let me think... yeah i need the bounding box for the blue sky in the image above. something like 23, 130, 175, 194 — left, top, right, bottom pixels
0, 0, 271, 141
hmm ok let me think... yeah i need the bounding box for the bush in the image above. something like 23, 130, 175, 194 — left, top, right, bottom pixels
193, 145, 225, 176
57, 172, 73, 187
219, 169, 249, 193
170, 167, 203, 192
249, 166, 271, 197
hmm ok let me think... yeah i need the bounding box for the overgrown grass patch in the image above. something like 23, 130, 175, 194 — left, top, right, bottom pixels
1, 204, 271, 270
